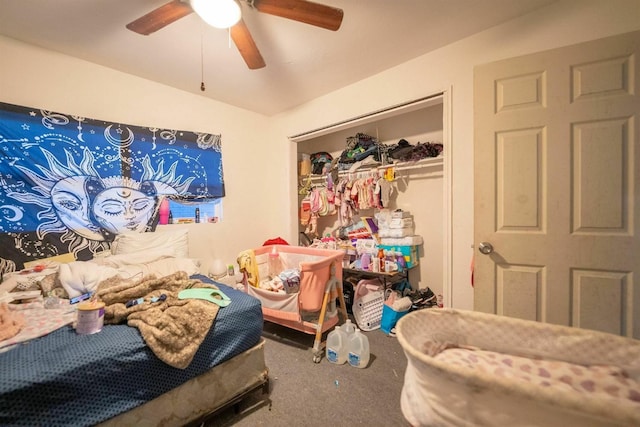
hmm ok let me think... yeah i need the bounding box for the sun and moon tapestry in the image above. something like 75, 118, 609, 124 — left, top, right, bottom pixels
0, 101, 225, 272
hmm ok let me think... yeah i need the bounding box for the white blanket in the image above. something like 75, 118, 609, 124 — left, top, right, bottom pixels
59, 250, 200, 298
58, 262, 120, 299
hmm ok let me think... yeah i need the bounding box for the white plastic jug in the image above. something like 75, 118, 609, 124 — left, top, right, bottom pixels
343, 318, 356, 336
347, 328, 370, 368
326, 325, 348, 364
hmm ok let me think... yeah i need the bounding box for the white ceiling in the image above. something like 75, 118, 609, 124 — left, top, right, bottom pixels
0, 0, 557, 116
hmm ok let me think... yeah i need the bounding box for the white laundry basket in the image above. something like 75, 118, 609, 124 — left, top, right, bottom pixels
351, 278, 385, 331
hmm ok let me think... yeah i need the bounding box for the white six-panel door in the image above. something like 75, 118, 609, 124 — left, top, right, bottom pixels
474, 30, 640, 338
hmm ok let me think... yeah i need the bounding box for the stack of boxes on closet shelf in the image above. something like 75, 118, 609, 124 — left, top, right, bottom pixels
343, 208, 424, 334
375, 209, 422, 270
343, 209, 422, 273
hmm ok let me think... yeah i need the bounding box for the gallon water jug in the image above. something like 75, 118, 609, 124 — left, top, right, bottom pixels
343, 318, 356, 336
347, 328, 370, 368
326, 325, 348, 364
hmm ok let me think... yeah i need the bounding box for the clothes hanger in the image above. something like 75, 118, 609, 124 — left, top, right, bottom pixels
298, 174, 312, 195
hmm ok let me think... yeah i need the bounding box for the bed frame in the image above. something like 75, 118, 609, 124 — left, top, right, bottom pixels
0, 274, 267, 427
100, 338, 269, 426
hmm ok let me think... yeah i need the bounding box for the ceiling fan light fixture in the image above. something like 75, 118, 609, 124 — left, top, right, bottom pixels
191, 0, 241, 29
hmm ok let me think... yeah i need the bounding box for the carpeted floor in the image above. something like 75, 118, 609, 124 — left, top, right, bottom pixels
205, 317, 411, 426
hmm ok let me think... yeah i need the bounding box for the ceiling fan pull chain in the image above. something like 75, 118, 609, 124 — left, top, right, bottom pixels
200, 32, 206, 92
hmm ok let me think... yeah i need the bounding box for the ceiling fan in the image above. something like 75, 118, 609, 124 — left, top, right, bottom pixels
126, 0, 344, 70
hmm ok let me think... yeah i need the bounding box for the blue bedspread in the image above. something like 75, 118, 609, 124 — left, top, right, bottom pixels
0, 276, 263, 426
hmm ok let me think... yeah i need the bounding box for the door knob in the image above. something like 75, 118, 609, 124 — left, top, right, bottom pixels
478, 242, 493, 255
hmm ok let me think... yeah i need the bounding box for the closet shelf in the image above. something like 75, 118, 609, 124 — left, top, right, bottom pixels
302, 156, 443, 183
379, 156, 443, 172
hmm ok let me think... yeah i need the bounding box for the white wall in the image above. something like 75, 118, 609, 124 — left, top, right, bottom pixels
275, 0, 640, 310
0, 35, 288, 272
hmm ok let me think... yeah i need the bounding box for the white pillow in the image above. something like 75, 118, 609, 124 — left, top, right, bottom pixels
141, 257, 200, 279
110, 229, 189, 258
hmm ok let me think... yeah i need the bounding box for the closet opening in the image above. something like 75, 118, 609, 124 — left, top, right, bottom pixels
289, 90, 452, 306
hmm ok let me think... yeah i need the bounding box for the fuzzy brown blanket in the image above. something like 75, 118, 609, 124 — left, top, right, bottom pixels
96, 271, 220, 369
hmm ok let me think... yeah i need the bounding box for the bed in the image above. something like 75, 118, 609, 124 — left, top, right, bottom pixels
397, 308, 640, 427
0, 230, 268, 427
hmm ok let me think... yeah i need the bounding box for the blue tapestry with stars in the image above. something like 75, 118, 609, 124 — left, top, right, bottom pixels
0, 101, 225, 271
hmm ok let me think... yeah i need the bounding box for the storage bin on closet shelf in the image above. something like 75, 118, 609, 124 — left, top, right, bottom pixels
299, 153, 311, 176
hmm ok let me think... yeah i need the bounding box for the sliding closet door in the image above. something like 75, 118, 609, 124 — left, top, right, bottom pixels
474, 30, 640, 338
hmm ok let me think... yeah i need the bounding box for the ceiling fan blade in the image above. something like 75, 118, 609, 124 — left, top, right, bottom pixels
253, 0, 343, 31
126, 0, 193, 35
230, 18, 266, 70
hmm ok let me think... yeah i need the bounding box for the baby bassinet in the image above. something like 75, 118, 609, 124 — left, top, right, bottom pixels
397, 309, 640, 427
241, 245, 348, 362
